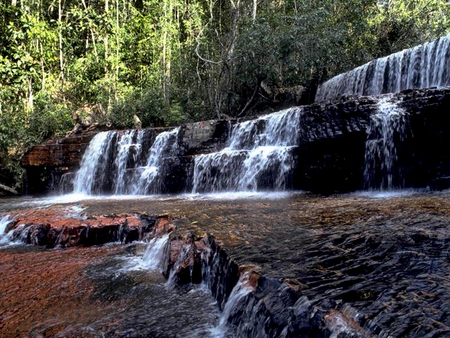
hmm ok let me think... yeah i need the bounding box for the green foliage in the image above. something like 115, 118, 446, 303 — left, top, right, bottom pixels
368, 0, 450, 56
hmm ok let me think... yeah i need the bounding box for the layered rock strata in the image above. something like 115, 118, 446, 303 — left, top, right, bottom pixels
21, 88, 450, 194
2, 206, 172, 248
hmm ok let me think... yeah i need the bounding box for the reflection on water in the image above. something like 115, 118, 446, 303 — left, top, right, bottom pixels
0, 243, 223, 337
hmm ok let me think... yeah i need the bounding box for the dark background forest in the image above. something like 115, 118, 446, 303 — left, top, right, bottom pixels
1, 0, 449, 189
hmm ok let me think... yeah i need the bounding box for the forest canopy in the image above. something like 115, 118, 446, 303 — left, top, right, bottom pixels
1, 0, 450, 188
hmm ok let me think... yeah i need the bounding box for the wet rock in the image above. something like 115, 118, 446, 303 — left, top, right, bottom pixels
428, 176, 450, 191
21, 132, 98, 194
178, 119, 231, 155
20, 87, 450, 194
6, 207, 172, 248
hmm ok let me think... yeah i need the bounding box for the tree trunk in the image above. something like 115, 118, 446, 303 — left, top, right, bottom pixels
105, 0, 111, 112
58, 0, 64, 85
0, 183, 19, 195
115, 0, 120, 101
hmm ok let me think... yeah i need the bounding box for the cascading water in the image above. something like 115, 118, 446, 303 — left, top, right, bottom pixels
0, 215, 10, 235
316, 33, 450, 102
130, 128, 180, 194
123, 234, 170, 272
0, 215, 15, 246
73, 128, 180, 195
210, 277, 251, 337
114, 130, 140, 194
0, 215, 11, 244
193, 108, 301, 193
364, 96, 408, 190
73, 131, 116, 194
142, 234, 170, 270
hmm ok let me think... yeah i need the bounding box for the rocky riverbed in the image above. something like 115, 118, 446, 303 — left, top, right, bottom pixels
1, 191, 450, 337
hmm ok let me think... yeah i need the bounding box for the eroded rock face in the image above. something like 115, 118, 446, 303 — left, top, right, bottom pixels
161, 231, 334, 337
20, 88, 450, 194
178, 119, 231, 155
5, 206, 173, 248
21, 133, 98, 194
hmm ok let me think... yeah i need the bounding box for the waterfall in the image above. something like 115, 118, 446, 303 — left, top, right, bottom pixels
122, 234, 170, 272
193, 108, 301, 193
73, 131, 116, 194
73, 128, 180, 195
210, 279, 251, 337
114, 130, 140, 194
0, 215, 14, 246
364, 96, 408, 190
130, 128, 180, 194
0, 215, 10, 235
142, 234, 170, 271
73, 108, 300, 195
316, 33, 450, 102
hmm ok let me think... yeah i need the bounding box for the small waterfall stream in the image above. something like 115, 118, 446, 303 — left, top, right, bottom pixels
0, 215, 14, 247
316, 33, 450, 102
212, 279, 251, 337
0, 215, 12, 246
113, 130, 140, 194
364, 97, 408, 190
142, 234, 170, 271
193, 108, 301, 193
121, 235, 170, 272
73, 131, 116, 194
0, 215, 10, 235
130, 128, 180, 194
73, 128, 180, 195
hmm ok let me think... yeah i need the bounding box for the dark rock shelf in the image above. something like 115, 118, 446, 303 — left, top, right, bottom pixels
20, 87, 450, 195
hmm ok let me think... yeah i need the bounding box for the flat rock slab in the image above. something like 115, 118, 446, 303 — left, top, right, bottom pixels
2, 192, 450, 336
2, 205, 171, 248
75, 192, 450, 337
0, 245, 123, 337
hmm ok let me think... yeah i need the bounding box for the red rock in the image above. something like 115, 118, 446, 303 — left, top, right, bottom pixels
6, 206, 159, 248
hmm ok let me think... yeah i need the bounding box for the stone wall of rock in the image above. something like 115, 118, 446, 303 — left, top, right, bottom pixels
21, 132, 97, 194
20, 87, 450, 194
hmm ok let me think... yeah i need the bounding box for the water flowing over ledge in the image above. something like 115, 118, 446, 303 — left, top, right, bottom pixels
0, 215, 14, 246
21, 88, 450, 195
316, 33, 450, 102
193, 108, 301, 193
363, 96, 409, 190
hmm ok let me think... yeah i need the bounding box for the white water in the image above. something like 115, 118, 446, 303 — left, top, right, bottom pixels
131, 128, 180, 194
316, 33, 450, 101
0, 215, 17, 246
210, 279, 252, 337
73, 128, 180, 195
0, 215, 12, 245
193, 108, 301, 193
73, 131, 115, 194
114, 130, 140, 194
122, 234, 170, 272
0, 215, 10, 235
142, 235, 170, 270
364, 97, 408, 190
